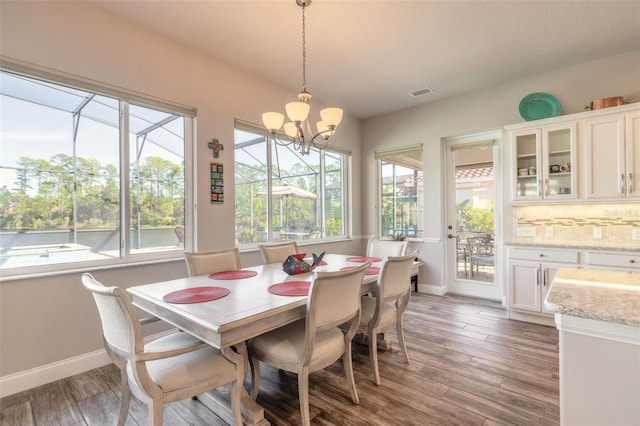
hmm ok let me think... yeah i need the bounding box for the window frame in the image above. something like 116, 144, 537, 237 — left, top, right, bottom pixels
0, 60, 195, 280
375, 144, 424, 240
233, 120, 350, 247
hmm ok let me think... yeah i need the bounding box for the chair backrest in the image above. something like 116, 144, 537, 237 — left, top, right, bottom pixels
184, 248, 241, 277
366, 238, 408, 259
259, 241, 299, 264
81, 273, 142, 360
256, 227, 268, 242
307, 262, 370, 332
174, 226, 185, 245
378, 250, 420, 301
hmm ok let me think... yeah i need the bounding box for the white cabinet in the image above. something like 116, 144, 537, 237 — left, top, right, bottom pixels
586, 251, 640, 273
584, 110, 640, 200
508, 247, 580, 325
511, 122, 577, 201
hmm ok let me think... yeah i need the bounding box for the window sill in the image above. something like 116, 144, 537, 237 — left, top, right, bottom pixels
0, 252, 185, 283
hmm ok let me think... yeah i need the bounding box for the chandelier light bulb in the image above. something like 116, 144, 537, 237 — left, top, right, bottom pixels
316, 120, 329, 133
262, 112, 285, 132
285, 101, 311, 123
284, 122, 298, 138
320, 107, 343, 128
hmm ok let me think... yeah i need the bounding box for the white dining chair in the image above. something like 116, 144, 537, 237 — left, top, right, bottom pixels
259, 241, 299, 264
366, 238, 409, 259
247, 262, 370, 426
358, 250, 419, 385
81, 273, 243, 426
184, 248, 241, 276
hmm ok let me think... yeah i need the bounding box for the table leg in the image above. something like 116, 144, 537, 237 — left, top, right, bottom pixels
197, 344, 270, 426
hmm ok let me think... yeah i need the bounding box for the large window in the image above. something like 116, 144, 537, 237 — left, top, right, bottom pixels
234, 121, 348, 244
377, 144, 423, 239
0, 69, 191, 274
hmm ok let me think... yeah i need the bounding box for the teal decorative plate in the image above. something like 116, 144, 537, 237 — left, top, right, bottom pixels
519, 93, 561, 121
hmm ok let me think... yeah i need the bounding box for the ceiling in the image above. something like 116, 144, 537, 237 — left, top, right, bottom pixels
88, 0, 640, 120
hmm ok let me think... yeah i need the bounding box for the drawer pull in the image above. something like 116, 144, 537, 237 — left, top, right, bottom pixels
631, 260, 636, 264
539, 253, 544, 257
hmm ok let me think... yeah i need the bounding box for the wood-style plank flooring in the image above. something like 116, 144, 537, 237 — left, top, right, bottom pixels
0, 293, 559, 425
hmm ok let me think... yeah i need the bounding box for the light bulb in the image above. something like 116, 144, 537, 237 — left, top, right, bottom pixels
320, 107, 343, 127
262, 112, 284, 132
285, 102, 310, 123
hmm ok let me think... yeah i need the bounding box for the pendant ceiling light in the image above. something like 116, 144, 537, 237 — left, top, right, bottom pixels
262, 0, 343, 156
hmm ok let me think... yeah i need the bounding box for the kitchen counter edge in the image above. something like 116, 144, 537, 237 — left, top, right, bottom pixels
544, 268, 640, 327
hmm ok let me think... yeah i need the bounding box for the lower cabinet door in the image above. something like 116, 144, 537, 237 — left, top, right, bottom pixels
509, 261, 542, 312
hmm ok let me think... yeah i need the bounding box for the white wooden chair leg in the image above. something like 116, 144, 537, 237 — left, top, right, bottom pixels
342, 340, 359, 404
396, 316, 410, 363
150, 399, 163, 426
369, 330, 381, 385
117, 368, 130, 426
298, 367, 311, 426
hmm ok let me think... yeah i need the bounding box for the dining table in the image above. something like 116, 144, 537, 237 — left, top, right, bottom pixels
127, 253, 420, 425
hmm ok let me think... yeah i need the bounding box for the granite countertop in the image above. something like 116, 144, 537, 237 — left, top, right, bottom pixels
545, 268, 640, 327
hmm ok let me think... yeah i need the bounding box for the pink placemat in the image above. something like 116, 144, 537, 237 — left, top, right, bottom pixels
209, 270, 258, 280
304, 259, 328, 266
163, 286, 230, 304
346, 256, 382, 262
340, 266, 380, 275
268, 281, 311, 296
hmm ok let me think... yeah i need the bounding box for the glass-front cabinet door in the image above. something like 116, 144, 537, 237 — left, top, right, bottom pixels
514, 129, 541, 200
543, 123, 577, 200
512, 122, 577, 201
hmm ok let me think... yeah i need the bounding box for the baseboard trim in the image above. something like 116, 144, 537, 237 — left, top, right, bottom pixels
508, 309, 556, 327
417, 283, 447, 296
0, 349, 111, 398
0, 329, 175, 398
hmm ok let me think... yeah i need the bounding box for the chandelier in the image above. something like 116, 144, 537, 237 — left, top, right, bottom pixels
262, 0, 343, 156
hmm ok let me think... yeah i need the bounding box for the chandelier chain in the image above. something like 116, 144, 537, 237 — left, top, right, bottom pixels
301, 4, 307, 92
261, 0, 342, 156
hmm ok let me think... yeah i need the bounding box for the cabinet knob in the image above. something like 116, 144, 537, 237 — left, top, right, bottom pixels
539, 253, 544, 257
631, 259, 636, 264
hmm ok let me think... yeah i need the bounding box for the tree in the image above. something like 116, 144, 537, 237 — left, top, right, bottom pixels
1, 153, 184, 231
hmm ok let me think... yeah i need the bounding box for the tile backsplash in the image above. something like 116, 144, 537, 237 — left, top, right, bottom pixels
513, 204, 640, 249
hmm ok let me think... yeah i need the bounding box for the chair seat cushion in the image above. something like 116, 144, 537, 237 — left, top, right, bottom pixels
470, 255, 494, 266
144, 330, 201, 352
249, 319, 344, 366
360, 295, 397, 329
137, 332, 236, 393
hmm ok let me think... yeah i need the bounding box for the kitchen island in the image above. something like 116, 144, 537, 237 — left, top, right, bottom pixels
545, 268, 640, 426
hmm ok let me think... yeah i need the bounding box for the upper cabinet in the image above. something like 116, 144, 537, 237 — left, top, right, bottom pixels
506, 102, 640, 204
511, 122, 577, 201
584, 110, 640, 200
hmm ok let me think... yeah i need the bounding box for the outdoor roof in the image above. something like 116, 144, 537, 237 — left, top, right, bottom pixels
1, 70, 184, 158
456, 165, 494, 180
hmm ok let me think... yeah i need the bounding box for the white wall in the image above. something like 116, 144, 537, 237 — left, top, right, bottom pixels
362, 50, 640, 293
0, 0, 363, 387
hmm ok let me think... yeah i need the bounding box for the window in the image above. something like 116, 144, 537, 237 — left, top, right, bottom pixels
376, 144, 423, 239
234, 121, 348, 244
0, 68, 192, 274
